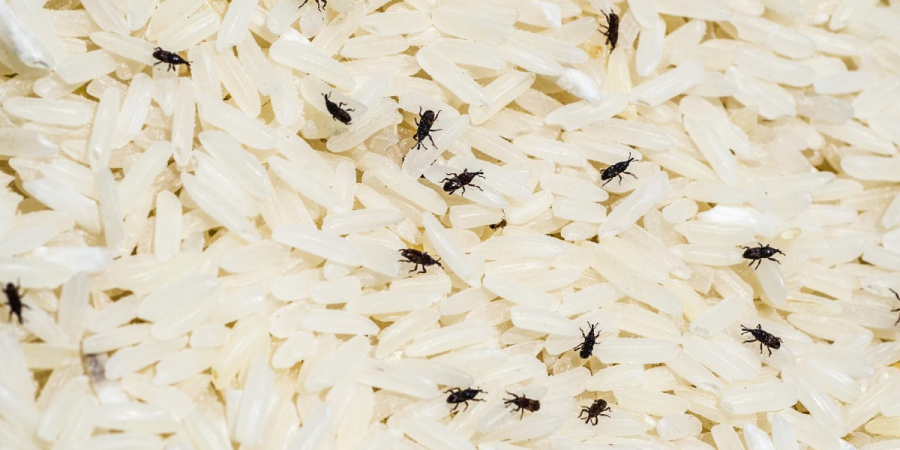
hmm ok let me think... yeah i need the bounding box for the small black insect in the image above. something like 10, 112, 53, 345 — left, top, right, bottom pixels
601, 153, 637, 187
598, 11, 620, 51
2, 281, 28, 324
399, 248, 443, 274
579, 398, 611, 426
574, 322, 600, 359
489, 212, 507, 231
741, 324, 783, 356
741, 242, 785, 270
890, 289, 900, 326
152, 47, 192, 73
323, 92, 355, 125
504, 392, 541, 419
413, 107, 442, 151
442, 169, 485, 196
299, 0, 326, 11
445, 387, 487, 413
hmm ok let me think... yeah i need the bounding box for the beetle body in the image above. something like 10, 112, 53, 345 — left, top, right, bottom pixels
399, 248, 443, 274
413, 107, 442, 151
741, 243, 785, 269
299, 0, 326, 11
599, 11, 620, 51
601, 153, 637, 186
323, 92, 355, 125
580, 399, 611, 425
504, 392, 540, 419
741, 324, 783, 356
442, 169, 485, 196
153, 47, 191, 72
574, 322, 600, 359
445, 387, 487, 413
489, 218, 507, 231
2, 281, 28, 324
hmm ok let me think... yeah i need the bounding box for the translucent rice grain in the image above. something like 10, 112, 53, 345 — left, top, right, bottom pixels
483, 274, 554, 309
90, 32, 157, 66
683, 333, 760, 382
216, 0, 258, 52
326, 99, 403, 153
510, 306, 579, 336
852, 76, 900, 120
813, 71, 879, 95
417, 47, 490, 108
361, 11, 432, 36
470, 70, 536, 125
422, 213, 479, 287
270, 36, 355, 92
3, 97, 94, 126
636, 19, 665, 77
23, 178, 100, 235
369, 168, 447, 216
689, 296, 746, 337
405, 322, 494, 357
431, 7, 514, 46
630, 60, 705, 108
655, 0, 733, 21
195, 94, 276, 150
595, 338, 680, 364
721, 382, 799, 414
156, 8, 221, 53
429, 38, 507, 71
614, 387, 690, 416
81, 0, 130, 36
56, 50, 116, 85
599, 172, 669, 238
402, 418, 476, 450
736, 48, 816, 87
181, 174, 260, 243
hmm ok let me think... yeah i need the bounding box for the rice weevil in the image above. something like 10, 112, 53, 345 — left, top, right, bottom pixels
741, 242, 785, 269
579, 398, 611, 425
2, 281, 28, 324
299, 0, 326, 11
741, 324, 783, 356
574, 322, 601, 359
599, 11, 620, 51
442, 169, 485, 196
153, 47, 191, 72
445, 387, 487, 413
601, 153, 637, 186
412, 107, 442, 151
323, 92, 355, 125
504, 392, 541, 419
399, 248, 443, 274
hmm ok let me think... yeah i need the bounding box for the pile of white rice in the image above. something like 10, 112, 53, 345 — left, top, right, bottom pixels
1, 0, 900, 448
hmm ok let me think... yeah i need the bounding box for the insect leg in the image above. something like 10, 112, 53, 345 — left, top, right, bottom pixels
768, 257, 781, 265
767, 347, 773, 356
418, 105, 423, 117
299, 0, 309, 6
462, 401, 469, 412
623, 171, 637, 179
617, 174, 624, 185
472, 184, 483, 192
743, 339, 756, 344
427, 134, 437, 149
